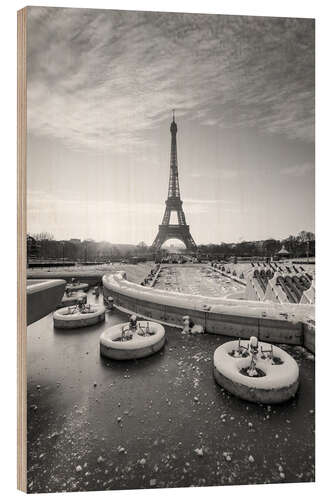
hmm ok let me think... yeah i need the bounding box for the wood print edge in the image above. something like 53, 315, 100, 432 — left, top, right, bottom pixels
17, 6, 27, 493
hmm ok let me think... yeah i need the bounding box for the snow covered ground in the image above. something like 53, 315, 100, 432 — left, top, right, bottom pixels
154, 266, 245, 298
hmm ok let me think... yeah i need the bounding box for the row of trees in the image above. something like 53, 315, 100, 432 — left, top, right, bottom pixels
27, 230, 315, 262
197, 231, 315, 259
27, 234, 153, 262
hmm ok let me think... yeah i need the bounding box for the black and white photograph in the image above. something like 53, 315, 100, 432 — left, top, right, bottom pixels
21, 5, 314, 494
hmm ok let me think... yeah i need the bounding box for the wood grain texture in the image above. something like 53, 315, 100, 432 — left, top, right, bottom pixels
17, 6, 27, 493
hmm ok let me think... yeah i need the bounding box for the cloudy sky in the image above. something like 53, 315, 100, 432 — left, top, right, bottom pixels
27, 7, 315, 245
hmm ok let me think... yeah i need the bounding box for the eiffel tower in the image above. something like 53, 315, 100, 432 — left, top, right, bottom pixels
151, 111, 196, 252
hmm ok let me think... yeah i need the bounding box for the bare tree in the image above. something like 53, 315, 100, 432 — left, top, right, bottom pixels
32, 232, 54, 241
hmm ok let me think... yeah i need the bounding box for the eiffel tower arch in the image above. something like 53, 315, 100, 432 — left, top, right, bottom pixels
151, 112, 196, 252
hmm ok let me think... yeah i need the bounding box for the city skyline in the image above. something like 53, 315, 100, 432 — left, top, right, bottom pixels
27, 8, 315, 245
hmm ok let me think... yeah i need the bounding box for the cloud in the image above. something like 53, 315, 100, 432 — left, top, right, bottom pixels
280, 162, 314, 177
189, 169, 237, 180
27, 8, 314, 152
183, 197, 237, 215
27, 189, 162, 216
183, 198, 232, 205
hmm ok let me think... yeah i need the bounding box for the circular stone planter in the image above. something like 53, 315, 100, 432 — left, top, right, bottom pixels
213, 340, 299, 404
100, 321, 166, 360
60, 291, 87, 308
53, 304, 105, 329
65, 282, 89, 292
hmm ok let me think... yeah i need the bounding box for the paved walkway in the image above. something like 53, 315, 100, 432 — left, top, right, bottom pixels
154, 266, 244, 298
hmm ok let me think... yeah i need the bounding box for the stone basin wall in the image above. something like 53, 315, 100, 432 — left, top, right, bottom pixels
303, 323, 315, 354
27, 273, 102, 287
103, 272, 315, 352
27, 279, 66, 325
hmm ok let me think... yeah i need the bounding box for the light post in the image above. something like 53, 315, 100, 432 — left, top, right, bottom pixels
61, 241, 65, 263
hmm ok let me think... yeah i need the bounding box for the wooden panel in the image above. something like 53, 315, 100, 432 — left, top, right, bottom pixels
17, 7, 27, 493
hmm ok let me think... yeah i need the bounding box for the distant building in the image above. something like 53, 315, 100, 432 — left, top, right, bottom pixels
27, 235, 39, 259
69, 238, 81, 244
275, 245, 290, 260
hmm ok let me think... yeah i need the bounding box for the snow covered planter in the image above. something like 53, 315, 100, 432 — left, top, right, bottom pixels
100, 320, 166, 360
103, 295, 114, 310
65, 281, 89, 292
213, 338, 299, 404
60, 291, 87, 308
53, 304, 105, 329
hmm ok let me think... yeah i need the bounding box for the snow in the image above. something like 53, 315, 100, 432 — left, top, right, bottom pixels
182, 317, 204, 334
194, 448, 204, 456
66, 283, 89, 292
154, 266, 245, 297
244, 271, 265, 301
61, 291, 87, 305
103, 272, 315, 324
27, 278, 66, 295
264, 273, 289, 304
191, 324, 204, 334
213, 340, 299, 390
300, 278, 315, 305
53, 304, 105, 321
100, 321, 165, 350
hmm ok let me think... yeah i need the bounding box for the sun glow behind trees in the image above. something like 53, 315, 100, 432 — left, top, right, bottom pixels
27, 230, 315, 262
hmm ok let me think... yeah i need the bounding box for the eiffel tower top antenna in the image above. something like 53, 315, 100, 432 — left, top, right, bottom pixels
172, 108, 175, 121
